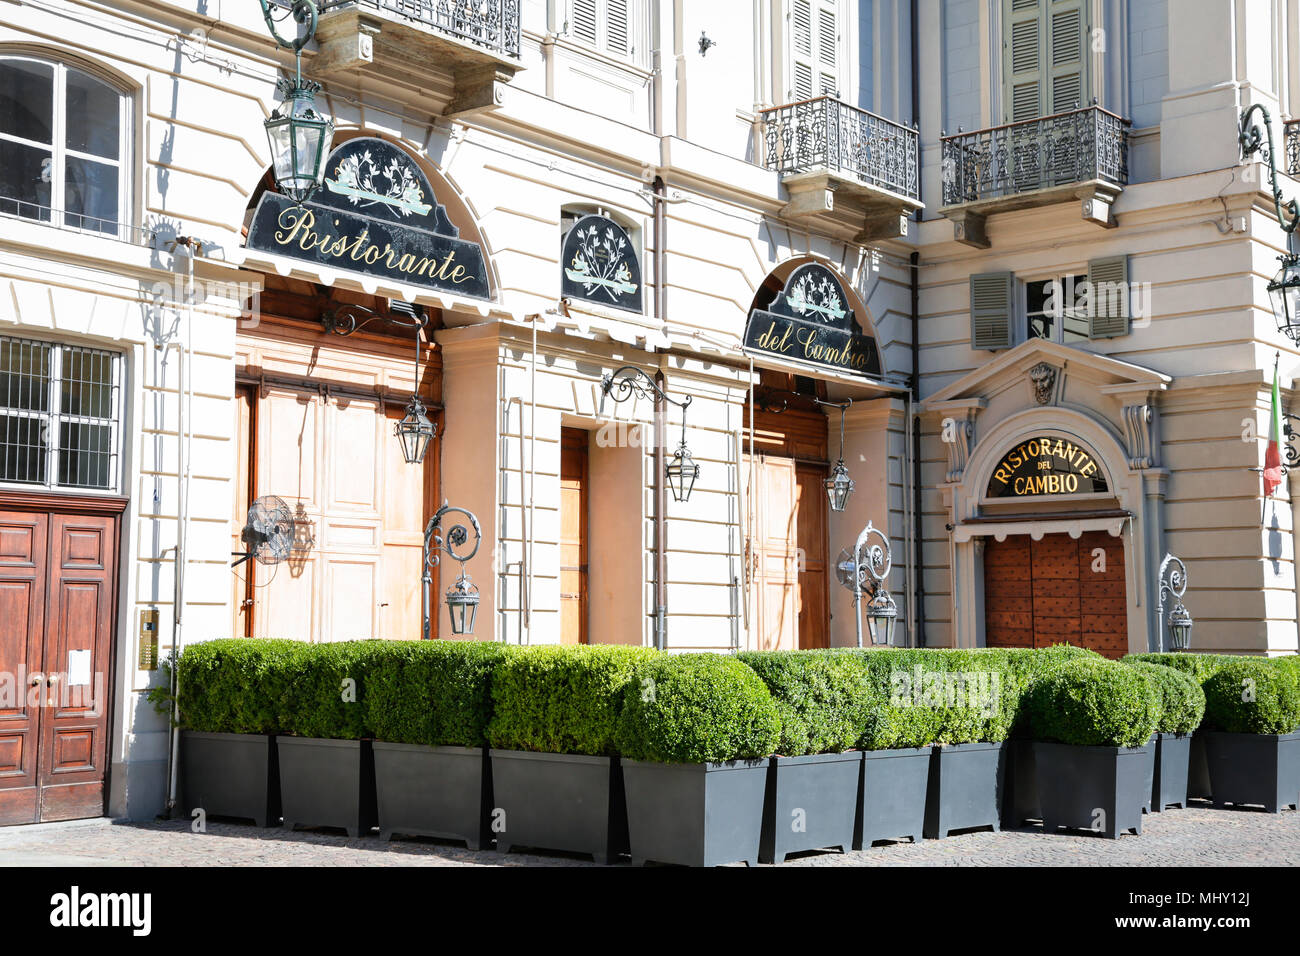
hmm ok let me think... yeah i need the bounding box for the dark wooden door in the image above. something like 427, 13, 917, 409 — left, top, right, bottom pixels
983, 531, 1127, 659
0, 506, 118, 825
560, 428, 589, 645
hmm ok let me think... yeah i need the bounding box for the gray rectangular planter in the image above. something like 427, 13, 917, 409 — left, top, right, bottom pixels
181, 731, 279, 827
373, 742, 490, 849
1140, 736, 1156, 813
759, 751, 860, 863
1188, 730, 1212, 800
924, 741, 1006, 839
1203, 731, 1300, 813
1001, 739, 1040, 827
622, 759, 768, 867
489, 750, 626, 863
856, 747, 930, 848
278, 737, 377, 837
1150, 732, 1192, 812
1033, 741, 1148, 838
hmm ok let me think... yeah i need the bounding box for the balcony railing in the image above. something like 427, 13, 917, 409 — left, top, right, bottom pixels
315, 0, 521, 58
759, 96, 920, 202
1286, 119, 1300, 178
940, 105, 1129, 207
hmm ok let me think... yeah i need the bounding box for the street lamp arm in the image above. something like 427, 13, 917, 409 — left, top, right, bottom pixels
257, 0, 320, 54
601, 366, 693, 412
425, 503, 483, 569
1239, 103, 1300, 236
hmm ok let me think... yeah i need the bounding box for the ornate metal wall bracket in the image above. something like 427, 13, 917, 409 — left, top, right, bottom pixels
422, 502, 482, 639
1239, 104, 1300, 237
320, 301, 428, 336
1155, 552, 1193, 653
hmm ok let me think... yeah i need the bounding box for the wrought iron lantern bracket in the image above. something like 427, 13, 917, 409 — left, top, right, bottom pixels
1155, 551, 1193, 653
320, 302, 428, 337
422, 502, 483, 639
1240, 105, 1300, 342
601, 366, 699, 502
851, 520, 896, 648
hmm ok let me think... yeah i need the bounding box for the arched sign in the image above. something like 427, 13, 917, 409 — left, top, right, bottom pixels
561, 214, 642, 313
246, 137, 489, 298
743, 263, 881, 378
986, 435, 1110, 498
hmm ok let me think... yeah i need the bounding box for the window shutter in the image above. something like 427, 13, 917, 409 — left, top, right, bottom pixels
818, 8, 837, 94
789, 0, 839, 100
1048, 0, 1086, 114
1086, 256, 1130, 338
572, 0, 598, 44
1004, 0, 1044, 122
971, 272, 1016, 350
606, 0, 629, 56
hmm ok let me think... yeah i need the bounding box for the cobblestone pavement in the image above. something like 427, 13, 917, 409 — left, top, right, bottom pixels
1, 801, 1297, 866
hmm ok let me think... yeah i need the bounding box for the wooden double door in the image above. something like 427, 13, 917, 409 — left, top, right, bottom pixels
983, 530, 1128, 659
0, 501, 120, 825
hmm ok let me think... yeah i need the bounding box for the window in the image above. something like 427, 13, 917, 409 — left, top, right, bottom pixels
0, 56, 129, 236
789, 0, 841, 100
1002, 0, 1088, 122
1027, 274, 1090, 344
569, 0, 633, 59
0, 336, 121, 491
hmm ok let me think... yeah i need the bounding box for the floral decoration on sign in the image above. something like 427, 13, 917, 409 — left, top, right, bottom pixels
783, 271, 847, 324
325, 148, 432, 218
564, 223, 639, 301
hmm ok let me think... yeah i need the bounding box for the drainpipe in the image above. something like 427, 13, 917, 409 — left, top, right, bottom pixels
908, 0, 926, 648
652, 175, 668, 650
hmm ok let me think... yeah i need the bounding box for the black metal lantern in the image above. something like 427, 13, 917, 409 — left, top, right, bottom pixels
1240, 104, 1300, 340
601, 365, 699, 503
1166, 601, 1193, 653
866, 586, 898, 647
817, 399, 855, 512
1268, 253, 1300, 342
422, 503, 482, 639
843, 520, 897, 648
258, 0, 334, 205
1156, 552, 1193, 653
665, 439, 700, 503
395, 395, 435, 465
445, 572, 481, 635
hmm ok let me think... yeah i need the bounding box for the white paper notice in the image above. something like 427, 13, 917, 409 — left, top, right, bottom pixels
68, 649, 91, 687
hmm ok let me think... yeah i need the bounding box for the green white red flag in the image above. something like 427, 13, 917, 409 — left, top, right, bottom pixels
1264, 361, 1284, 497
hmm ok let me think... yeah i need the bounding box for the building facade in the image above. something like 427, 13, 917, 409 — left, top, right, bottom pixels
0, 0, 1296, 825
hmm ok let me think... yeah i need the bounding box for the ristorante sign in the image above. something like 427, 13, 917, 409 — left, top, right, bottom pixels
986, 436, 1110, 498
246, 137, 490, 299
561, 214, 642, 313
743, 263, 881, 378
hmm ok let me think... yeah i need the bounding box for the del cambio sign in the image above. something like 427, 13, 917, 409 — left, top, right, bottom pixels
246, 137, 489, 299
743, 263, 882, 378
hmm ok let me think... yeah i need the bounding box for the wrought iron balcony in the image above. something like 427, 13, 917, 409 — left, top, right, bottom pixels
307, 0, 522, 113
759, 96, 922, 240
939, 104, 1129, 247
1286, 119, 1300, 178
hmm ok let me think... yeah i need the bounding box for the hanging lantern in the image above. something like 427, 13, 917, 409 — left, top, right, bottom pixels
394, 395, 436, 465
264, 78, 333, 205
825, 458, 855, 512
444, 572, 480, 635
1166, 601, 1193, 653
1268, 253, 1300, 342
865, 586, 898, 646
666, 440, 700, 503
1156, 552, 1193, 654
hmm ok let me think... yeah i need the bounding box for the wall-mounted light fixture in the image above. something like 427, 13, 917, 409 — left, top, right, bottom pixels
1239, 105, 1300, 341
814, 397, 855, 512
837, 521, 896, 647
1156, 552, 1193, 653
601, 365, 699, 502
423, 503, 482, 638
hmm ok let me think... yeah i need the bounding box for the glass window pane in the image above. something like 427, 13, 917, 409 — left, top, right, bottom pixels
0, 138, 53, 221
65, 69, 120, 159
0, 414, 48, 485
58, 420, 112, 489
0, 59, 54, 145
64, 155, 118, 233
0, 339, 51, 413
60, 347, 113, 418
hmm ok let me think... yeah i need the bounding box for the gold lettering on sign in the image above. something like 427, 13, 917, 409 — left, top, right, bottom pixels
271, 207, 477, 284
990, 436, 1101, 496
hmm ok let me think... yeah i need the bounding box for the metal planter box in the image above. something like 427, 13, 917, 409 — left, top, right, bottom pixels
1150, 732, 1192, 812
759, 752, 860, 863
856, 747, 930, 848
278, 737, 377, 837
181, 731, 280, 827
1188, 730, 1212, 799
924, 741, 1006, 839
622, 759, 769, 867
1203, 731, 1300, 813
489, 750, 627, 863
373, 742, 490, 848
1001, 738, 1039, 827
1033, 741, 1147, 838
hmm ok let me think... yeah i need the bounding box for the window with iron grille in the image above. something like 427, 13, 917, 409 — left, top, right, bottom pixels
0, 336, 121, 492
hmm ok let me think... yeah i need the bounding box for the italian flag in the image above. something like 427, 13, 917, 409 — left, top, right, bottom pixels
1264, 362, 1284, 498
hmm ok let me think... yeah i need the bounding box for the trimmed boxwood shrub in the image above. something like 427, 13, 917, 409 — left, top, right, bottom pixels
1202, 658, 1300, 735
177, 638, 311, 735
488, 644, 656, 755
281, 639, 390, 740
1121, 660, 1205, 734
1123, 653, 1239, 684
615, 654, 781, 763
737, 650, 874, 755
367, 640, 512, 747
1026, 659, 1161, 748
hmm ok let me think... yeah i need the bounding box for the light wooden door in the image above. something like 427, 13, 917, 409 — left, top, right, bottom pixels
795, 463, 829, 649
560, 428, 589, 645
747, 455, 799, 651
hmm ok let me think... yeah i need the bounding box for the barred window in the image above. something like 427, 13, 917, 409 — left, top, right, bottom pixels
0, 337, 121, 491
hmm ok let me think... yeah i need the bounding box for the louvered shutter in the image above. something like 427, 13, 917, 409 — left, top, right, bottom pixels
572, 0, 598, 44
971, 272, 1016, 350
818, 7, 837, 95
1086, 256, 1130, 338
1004, 0, 1044, 122
606, 0, 629, 56
1047, 0, 1086, 114
789, 0, 839, 100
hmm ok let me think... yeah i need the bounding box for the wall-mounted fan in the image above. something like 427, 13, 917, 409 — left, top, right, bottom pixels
232, 495, 296, 568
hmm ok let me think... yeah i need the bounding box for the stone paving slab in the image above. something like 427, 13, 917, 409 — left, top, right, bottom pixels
1, 803, 1296, 866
